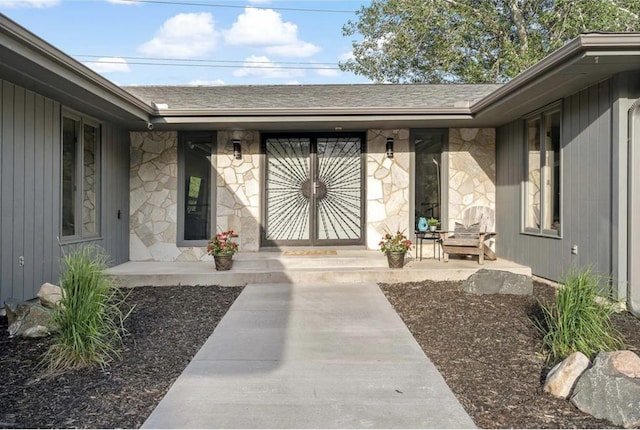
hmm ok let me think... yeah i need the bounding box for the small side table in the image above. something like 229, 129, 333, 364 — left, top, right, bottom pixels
415, 230, 441, 261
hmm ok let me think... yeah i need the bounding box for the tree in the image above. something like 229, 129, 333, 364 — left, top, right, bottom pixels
340, 0, 640, 83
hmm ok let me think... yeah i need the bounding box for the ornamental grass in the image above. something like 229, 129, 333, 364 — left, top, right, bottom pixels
41, 245, 132, 375
536, 267, 625, 365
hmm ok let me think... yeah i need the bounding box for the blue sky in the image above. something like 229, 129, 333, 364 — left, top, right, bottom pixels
1, 0, 370, 86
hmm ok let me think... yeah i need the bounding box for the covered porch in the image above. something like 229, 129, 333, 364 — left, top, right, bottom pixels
107, 249, 531, 287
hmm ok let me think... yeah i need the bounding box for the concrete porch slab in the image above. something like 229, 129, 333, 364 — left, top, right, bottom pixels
107, 250, 531, 287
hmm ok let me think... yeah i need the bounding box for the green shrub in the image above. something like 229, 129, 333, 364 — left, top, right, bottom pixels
41, 245, 132, 374
536, 267, 625, 365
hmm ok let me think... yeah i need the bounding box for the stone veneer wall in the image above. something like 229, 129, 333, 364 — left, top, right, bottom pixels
129, 131, 185, 261
447, 128, 496, 232
129, 128, 491, 259
366, 129, 411, 250
215, 130, 260, 252
129, 130, 261, 261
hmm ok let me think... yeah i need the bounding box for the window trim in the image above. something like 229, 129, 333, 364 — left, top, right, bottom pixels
177, 131, 217, 247
60, 109, 102, 243
521, 101, 563, 238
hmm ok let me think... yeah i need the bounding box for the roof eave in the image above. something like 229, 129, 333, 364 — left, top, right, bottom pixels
472, 33, 640, 116
152, 106, 473, 117
0, 14, 153, 122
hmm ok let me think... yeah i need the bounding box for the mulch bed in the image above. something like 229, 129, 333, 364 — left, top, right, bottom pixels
1, 281, 640, 428
381, 280, 640, 429
0, 285, 243, 429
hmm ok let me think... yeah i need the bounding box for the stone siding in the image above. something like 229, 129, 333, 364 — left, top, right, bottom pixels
215, 131, 260, 252
129, 130, 261, 261
366, 129, 411, 250
129, 131, 188, 261
128, 128, 492, 260
447, 128, 496, 232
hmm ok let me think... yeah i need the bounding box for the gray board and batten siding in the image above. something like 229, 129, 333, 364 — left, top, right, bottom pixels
0, 79, 130, 305
496, 79, 613, 285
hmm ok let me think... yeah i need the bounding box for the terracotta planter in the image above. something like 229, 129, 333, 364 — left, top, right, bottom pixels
213, 254, 234, 271
386, 251, 406, 269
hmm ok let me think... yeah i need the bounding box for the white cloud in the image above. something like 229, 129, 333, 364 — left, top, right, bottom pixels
233, 55, 303, 79
106, 0, 139, 4
225, 8, 295, 46
224, 8, 319, 58
1, 0, 59, 7
265, 41, 320, 58
247, 0, 271, 3
84, 57, 131, 74
188, 79, 225, 86
285, 80, 301, 85
338, 51, 354, 62
138, 12, 218, 58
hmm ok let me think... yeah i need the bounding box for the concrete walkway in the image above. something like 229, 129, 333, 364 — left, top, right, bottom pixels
142, 283, 476, 429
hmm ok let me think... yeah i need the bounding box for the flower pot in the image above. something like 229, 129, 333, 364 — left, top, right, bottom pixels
429, 225, 437, 232
214, 254, 234, 271
386, 251, 405, 269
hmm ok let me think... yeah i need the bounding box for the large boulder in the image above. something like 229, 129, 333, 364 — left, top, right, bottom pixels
461, 269, 533, 295
5, 299, 58, 338
571, 351, 640, 428
543, 352, 591, 398
37, 282, 63, 308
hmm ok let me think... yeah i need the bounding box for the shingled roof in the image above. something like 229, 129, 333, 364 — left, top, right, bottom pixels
123, 84, 502, 111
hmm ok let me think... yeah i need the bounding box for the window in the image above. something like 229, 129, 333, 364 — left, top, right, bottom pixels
414, 129, 446, 227
524, 105, 561, 235
61, 112, 101, 240
178, 132, 215, 245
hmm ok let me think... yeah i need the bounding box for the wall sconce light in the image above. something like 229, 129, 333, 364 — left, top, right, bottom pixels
233, 139, 242, 160
386, 137, 394, 158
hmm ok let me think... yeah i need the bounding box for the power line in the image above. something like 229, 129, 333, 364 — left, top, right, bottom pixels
75, 54, 339, 67
82, 58, 340, 70
116, 0, 356, 14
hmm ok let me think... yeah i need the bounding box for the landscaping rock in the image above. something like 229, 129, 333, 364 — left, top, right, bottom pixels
571, 351, 640, 428
461, 269, 533, 295
543, 352, 591, 398
5, 299, 57, 338
37, 282, 62, 308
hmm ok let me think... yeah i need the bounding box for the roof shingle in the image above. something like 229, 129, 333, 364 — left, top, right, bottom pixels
122, 84, 502, 111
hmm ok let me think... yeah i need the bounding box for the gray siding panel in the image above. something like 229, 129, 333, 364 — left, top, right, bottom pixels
496, 80, 612, 281
2, 81, 15, 303
0, 79, 130, 306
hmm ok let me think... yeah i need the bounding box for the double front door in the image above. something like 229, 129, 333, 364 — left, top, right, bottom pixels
263, 133, 364, 246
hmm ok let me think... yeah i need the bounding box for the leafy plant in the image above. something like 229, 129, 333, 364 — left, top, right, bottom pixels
341, 0, 640, 84
535, 267, 625, 365
41, 245, 132, 374
207, 230, 239, 256
379, 229, 412, 253
427, 217, 439, 227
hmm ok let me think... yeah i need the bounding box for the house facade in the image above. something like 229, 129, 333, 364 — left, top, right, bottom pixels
1, 14, 640, 316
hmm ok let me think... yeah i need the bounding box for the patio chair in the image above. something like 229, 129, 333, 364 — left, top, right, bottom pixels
439, 206, 496, 264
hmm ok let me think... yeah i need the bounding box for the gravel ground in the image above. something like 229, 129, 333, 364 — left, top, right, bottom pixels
1, 280, 639, 429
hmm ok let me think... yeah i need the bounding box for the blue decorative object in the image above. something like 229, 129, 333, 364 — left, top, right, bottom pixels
417, 217, 428, 232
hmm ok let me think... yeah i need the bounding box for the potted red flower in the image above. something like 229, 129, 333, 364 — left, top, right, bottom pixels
379, 229, 412, 268
207, 230, 239, 271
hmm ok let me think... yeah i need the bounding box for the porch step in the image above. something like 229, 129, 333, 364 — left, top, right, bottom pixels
107, 250, 532, 287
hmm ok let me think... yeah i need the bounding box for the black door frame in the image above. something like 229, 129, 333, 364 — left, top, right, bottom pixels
261, 132, 366, 247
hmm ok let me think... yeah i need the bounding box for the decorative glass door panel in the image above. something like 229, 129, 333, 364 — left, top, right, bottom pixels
316, 137, 362, 240
263, 134, 364, 245
265, 138, 311, 241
